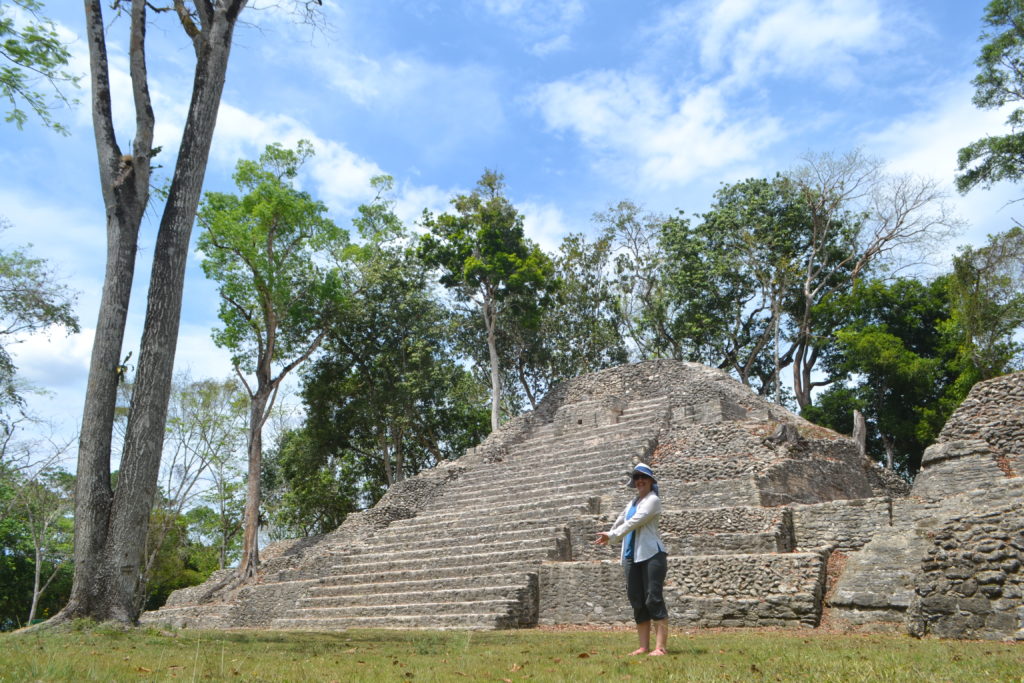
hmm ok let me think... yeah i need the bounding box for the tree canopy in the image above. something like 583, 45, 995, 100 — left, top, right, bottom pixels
957, 0, 1024, 192
0, 0, 79, 133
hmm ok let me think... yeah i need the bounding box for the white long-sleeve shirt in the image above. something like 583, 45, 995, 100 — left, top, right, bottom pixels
606, 492, 666, 564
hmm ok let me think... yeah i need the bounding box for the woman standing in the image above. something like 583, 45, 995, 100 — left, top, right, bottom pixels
595, 462, 669, 656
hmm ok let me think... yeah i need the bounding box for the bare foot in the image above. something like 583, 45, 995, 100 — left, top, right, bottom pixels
629, 647, 649, 655
648, 648, 667, 656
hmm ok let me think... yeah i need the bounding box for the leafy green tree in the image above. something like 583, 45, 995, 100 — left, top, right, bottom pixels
500, 231, 627, 410
661, 177, 809, 399
0, 221, 79, 417
947, 227, 1024, 378
19, 467, 73, 623
197, 140, 346, 579
785, 150, 958, 408
419, 170, 555, 431
0, 0, 79, 132
135, 375, 246, 605
805, 277, 960, 474
593, 201, 671, 360
291, 177, 489, 532
0, 462, 73, 630
957, 0, 1024, 192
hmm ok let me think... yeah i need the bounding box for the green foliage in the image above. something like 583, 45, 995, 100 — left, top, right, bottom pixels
0, 222, 79, 415
0, 0, 79, 133
957, 0, 1024, 191
197, 140, 348, 374
139, 508, 211, 612
284, 178, 490, 532
947, 227, 1024, 377
805, 277, 962, 474
500, 231, 627, 406
662, 176, 816, 395
0, 463, 73, 630
419, 170, 556, 427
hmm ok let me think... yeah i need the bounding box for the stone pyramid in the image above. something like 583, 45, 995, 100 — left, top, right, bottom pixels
144, 360, 1021, 635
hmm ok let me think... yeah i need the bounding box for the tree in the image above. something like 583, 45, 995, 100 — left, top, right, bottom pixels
0, 221, 79, 417
18, 467, 73, 623
661, 177, 809, 399
135, 375, 246, 609
543, 232, 628, 382
786, 150, 959, 408
947, 227, 1024, 378
65, 0, 323, 626
956, 0, 1024, 192
197, 140, 346, 579
293, 177, 489, 531
464, 231, 626, 412
0, 0, 79, 133
594, 201, 671, 360
806, 277, 959, 474
420, 170, 555, 431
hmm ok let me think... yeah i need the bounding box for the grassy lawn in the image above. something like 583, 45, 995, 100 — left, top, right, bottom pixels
1, 624, 1021, 682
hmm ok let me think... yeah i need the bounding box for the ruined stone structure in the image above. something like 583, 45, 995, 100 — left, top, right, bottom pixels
142, 361, 1023, 640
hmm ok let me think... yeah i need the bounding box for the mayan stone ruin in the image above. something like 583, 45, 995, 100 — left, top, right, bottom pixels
142, 360, 1024, 641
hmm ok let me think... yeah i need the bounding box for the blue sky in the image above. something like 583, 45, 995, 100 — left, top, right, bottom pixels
1, 0, 1019, 443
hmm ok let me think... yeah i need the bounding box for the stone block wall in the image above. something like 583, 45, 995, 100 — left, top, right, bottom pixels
791, 498, 893, 552
908, 504, 1024, 641
538, 552, 827, 628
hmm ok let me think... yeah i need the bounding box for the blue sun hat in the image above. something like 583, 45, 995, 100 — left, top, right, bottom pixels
628, 462, 659, 495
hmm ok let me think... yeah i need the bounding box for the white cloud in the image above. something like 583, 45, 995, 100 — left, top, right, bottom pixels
10, 327, 93, 394
520, 201, 570, 254
530, 71, 782, 188
649, 0, 890, 88
482, 0, 583, 54
861, 75, 1018, 252
208, 103, 385, 212
394, 182, 453, 230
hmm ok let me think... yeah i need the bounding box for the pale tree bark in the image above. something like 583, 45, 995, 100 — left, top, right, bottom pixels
788, 150, 959, 409
237, 329, 326, 579
482, 294, 501, 432
57, 0, 249, 625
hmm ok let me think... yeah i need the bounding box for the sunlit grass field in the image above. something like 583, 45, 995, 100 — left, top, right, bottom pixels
1, 623, 1021, 682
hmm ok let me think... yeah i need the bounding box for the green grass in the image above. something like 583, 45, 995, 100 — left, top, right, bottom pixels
1, 625, 1021, 682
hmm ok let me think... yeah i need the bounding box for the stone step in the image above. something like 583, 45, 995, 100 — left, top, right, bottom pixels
666, 532, 785, 555
449, 449, 647, 489
316, 560, 533, 588
668, 478, 761, 507
294, 597, 521, 618
328, 535, 560, 565
427, 476, 622, 511
327, 546, 556, 575
356, 522, 566, 549
272, 611, 517, 631
435, 467, 627, 502
445, 453, 636, 490
378, 506, 585, 539
376, 516, 560, 540
659, 506, 789, 534
509, 428, 656, 458
404, 493, 598, 525
307, 571, 532, 599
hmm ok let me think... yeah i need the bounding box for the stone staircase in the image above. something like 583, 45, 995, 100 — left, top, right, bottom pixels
267, 396, 671, 630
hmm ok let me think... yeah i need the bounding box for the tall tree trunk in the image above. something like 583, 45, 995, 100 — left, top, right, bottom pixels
483, 298, 501, 432
59, 0, 245, 624
62, 0, 153, 622
238, 387, 271, 579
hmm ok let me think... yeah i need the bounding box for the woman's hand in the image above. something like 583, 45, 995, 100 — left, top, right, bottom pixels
594, 532, 609, 546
